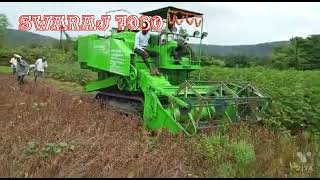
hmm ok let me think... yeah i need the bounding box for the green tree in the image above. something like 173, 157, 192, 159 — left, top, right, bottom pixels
271, 35, 320, 70
271, 43, 295, 69
0, 14, 10, 48
224, 55, 251, 68
302, 35, 320, 69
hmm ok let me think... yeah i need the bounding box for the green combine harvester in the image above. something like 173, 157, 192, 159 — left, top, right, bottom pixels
77, 7, 271, 136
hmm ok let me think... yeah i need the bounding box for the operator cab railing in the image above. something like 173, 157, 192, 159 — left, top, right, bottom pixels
159, 32, 202, 64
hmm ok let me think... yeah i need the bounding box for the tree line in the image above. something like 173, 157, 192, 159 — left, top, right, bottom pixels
199, 35, 320, 71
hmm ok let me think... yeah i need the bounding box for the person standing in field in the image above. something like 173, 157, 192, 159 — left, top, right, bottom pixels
15, 54, 30, 85
34, 56, 48, 82
9, 57, 17, 75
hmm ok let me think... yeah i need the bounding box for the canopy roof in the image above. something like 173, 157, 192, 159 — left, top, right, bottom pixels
140, 6, 203, 19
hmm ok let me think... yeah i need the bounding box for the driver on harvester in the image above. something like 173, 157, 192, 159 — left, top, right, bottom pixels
168, 23, 195, 64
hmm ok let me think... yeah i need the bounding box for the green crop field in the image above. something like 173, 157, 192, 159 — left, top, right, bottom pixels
190, 66, 320, 177
195, 66, 320, 133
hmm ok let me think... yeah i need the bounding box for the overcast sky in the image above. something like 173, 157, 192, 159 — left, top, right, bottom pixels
0, 2, 320, 45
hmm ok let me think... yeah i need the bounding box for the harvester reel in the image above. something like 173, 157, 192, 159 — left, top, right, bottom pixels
166, 97, 195, 135
169, 80, 271, 135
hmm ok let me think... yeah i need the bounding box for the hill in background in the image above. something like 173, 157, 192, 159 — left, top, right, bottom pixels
191, 41, 289, 57
5, 29, 287, 57
4, 29, 59, 47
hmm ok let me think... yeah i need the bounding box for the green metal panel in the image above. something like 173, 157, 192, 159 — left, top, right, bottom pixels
143, 91, 183, 134
78, 34, 97, 64
86, 38, 111, 71
112, 31, 136, 50
78, 34, 133, 76
108, 38, 132, 76
78, 34, 109, 71
84, 76, 118, 92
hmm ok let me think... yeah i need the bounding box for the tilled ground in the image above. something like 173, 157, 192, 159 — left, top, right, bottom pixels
0, 75, 196, 178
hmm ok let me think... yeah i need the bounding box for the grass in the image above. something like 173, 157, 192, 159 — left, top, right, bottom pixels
192, 123, 317, 178
0, 65, 84, 93
0, 66, 11, 74
43, 78, 84, 93
46, 63, 97, 85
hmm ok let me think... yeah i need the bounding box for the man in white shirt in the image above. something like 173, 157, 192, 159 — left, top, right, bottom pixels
9, 57, 17, 75
34, 56, 48, 82
134, 28, 160, 75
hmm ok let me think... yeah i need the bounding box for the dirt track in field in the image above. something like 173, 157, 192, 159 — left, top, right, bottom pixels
0, 74, 196, 178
